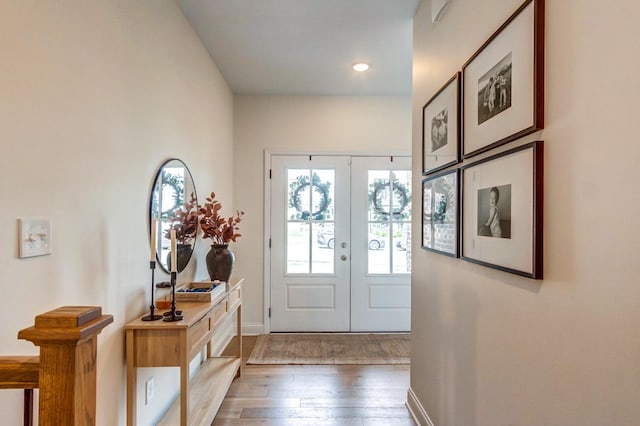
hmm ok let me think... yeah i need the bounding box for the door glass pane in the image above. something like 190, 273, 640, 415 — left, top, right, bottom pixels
368, 171, 390, 274
391, 170, 411, 274
393, 222, 411, 273
312, 222, 334, 273
367, 222, 390, 274
287, 222, 309, 273
368, 170, 390, 220
288, 169, 311, 220
286, 168, 335, 274
392, 170, 412, 222
367, 169, 412, 275
310, 169, 335, 221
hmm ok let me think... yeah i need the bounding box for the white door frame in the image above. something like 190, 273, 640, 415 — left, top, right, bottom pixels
262, 150, 410, 333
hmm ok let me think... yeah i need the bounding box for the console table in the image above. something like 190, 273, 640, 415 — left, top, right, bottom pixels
125, 278, 242, 426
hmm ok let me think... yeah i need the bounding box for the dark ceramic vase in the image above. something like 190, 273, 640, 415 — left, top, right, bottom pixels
205, 244, 234, 282
166, 243, 193, 273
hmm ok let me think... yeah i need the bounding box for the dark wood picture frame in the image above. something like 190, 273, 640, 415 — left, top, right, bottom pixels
460, 141, 544, 279
461, 0, 544, 158
422, 168, 459, 257
422, 73, 461, 175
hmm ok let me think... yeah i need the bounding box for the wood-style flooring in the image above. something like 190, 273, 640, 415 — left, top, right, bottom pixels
215, 336, 415, 425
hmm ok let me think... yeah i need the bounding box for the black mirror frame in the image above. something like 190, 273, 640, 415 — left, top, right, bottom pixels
149, 158, 198, 274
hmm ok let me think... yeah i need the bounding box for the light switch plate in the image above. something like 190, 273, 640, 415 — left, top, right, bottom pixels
18, 218, 52, 258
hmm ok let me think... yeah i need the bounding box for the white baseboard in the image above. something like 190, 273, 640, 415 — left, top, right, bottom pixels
242, 322, 264, 335
406, 387, 435, 426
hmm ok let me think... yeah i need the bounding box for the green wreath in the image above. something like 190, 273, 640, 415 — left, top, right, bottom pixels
370, 178, 410, 221
289, 174, 332, 220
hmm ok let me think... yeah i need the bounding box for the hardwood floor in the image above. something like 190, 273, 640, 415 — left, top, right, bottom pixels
215, 336, 415, 425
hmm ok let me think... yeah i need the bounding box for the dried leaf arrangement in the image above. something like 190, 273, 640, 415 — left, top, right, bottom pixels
164, 192, 198, 244
198, 192, 245, 245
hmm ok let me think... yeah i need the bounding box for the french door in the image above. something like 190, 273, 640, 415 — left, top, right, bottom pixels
350, 156, 411, 331
269, 155, 411, 332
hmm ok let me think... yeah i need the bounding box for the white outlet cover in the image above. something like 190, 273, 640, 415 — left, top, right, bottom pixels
18, 218, 52, 258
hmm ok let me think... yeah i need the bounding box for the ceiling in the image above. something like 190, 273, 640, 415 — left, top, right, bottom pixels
176, 0, 419, 96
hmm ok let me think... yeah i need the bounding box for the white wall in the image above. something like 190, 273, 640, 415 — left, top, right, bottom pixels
232, 95, 412, 330
410, 0, 640, 425
0, 1, 233, 425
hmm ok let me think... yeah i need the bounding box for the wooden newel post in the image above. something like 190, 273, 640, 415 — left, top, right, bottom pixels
17, 306, 113, 426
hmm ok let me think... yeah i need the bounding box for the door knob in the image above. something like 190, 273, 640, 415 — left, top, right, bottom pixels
340, 254, 348, 261
341, 242, 347, 248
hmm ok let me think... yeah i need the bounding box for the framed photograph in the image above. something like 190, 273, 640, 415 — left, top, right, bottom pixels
422, 168, 459, 257
462, 0, 544, 158
422, 73, 460, 175
461, 141, 543, 279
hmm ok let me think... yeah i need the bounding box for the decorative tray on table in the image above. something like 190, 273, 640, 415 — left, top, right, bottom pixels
175, 280, 226, 302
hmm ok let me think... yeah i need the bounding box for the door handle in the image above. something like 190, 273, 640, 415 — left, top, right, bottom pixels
341, 242, 347, 248
340, 254, 348, 261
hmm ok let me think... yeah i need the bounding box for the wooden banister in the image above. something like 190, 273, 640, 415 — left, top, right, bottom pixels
0, 356, 39, 389
0, 356, 40, 426
18, 306, 113, 426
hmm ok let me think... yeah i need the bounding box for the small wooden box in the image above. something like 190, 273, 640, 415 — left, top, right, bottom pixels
175, 282, 225, 302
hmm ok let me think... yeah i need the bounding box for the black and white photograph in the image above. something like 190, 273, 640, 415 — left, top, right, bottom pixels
422, 73, 460, 175
461, 141, 543, 279
431, 108, 448, 152
462, 0, 544, 158
476, 184, 511, 238
477, 52, 512, 125
422, 169, 459, 257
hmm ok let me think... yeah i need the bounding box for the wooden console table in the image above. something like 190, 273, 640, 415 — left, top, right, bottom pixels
125, 278, 243, 426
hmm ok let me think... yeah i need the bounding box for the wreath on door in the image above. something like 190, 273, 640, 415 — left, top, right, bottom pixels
288, 174, 332, 220
369, 178, 410, 221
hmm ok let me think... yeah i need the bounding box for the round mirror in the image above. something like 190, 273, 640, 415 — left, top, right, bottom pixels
149, 159, 198, 273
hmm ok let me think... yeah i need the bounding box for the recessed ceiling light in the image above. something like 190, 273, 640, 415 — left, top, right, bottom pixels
352, 63, 370, 72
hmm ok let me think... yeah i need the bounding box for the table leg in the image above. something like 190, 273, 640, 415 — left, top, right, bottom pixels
180, 330, 189, 426
236, 304, 242, 378
126, 330, 137, 426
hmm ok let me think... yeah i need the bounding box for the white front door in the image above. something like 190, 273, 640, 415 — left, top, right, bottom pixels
350, 156, 412, 331
270, 155, 411, 332
270, 155, 351, 331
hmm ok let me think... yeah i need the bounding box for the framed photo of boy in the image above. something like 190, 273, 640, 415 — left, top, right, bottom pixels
422, 168, 459, 257
422, 73, 460, 175
462, 0, 544, 158
461, 141, 543, 279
